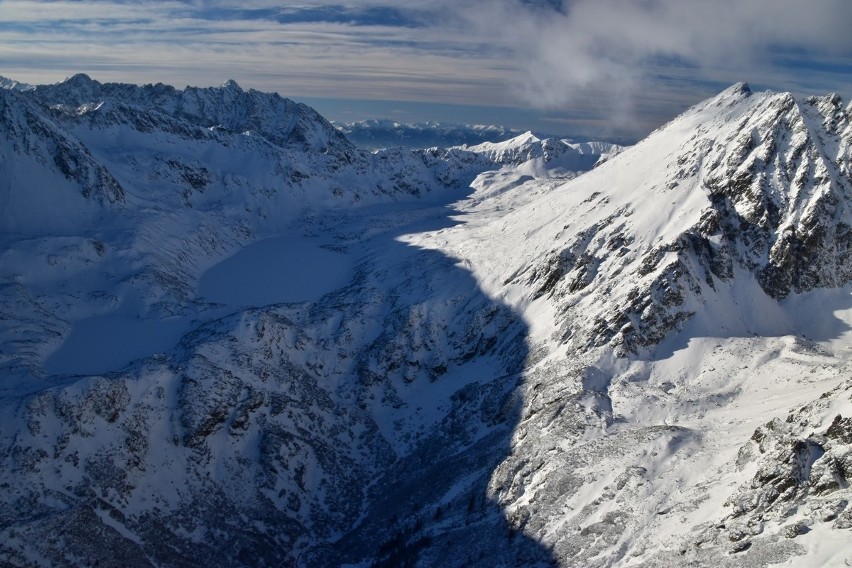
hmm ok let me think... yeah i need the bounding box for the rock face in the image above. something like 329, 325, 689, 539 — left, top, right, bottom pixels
32, 74, 352, 155
2, 77, 852, 567
494, 83, 852, 355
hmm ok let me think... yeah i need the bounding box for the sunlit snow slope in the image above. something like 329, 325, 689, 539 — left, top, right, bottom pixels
405, 82, 852, 566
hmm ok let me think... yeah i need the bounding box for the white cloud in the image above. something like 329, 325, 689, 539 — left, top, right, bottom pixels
458, 0, 852, 118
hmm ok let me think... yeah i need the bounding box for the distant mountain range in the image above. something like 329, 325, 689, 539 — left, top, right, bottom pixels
334, 118, 634, 150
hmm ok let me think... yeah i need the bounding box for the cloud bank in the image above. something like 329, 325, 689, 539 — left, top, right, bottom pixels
457, 0, 852, 131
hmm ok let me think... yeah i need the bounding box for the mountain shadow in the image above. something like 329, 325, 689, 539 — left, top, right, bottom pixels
0, 72, 555, 567
291, 193, 554, 566
0, 186, 555, 568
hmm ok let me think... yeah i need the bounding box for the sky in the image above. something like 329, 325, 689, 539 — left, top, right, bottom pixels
1, 0, 851, 140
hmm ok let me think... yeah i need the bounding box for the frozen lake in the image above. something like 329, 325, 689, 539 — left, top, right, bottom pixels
44, 313, 189, 376
198, 235, 354, 306
43, 235, 354, 376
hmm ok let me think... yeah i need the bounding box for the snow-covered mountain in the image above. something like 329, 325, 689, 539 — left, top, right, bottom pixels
1, 76, 852, 567
334, 119, 528, 149
410, 82, 852, 566
464, 131, 623, 178
335, 119, 562, 150
0, 76, 34, 92
334, 118, 627, 156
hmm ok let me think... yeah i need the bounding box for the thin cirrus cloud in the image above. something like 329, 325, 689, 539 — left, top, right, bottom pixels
0, 1, 496, 96
0, 0, 850, 138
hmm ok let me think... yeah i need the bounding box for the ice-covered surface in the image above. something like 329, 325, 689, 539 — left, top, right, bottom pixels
44, 309, 190, 376
2, 77, 852, 567
198, 234, 355, 306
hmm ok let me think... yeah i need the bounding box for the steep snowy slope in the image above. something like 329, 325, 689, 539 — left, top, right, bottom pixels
430, 84, 852, 353
404, 82, 852, 565
2, 77, 852, 568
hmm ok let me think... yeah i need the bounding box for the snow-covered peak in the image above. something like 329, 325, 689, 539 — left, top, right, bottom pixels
51, 73, 103, 100
219, 79, 243, 92
61, 72, 97, 86
465, 130, 540, 153
724, 81, 751, 96
463, 130, 622, 177
0, 76, 34, 91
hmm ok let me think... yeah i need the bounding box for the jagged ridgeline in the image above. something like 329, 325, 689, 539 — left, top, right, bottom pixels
1, 76, 851, 567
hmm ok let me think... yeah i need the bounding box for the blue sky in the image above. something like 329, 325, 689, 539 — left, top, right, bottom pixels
1, 0, 851, 139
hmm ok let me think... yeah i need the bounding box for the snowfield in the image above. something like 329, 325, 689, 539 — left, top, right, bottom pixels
1, 75, 851, 567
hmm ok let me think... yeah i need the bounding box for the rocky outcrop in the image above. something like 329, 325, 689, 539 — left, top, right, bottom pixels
507, 84, 852, 356
0, 89, 125, 204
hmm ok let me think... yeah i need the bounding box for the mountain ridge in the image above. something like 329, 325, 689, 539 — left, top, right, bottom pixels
443, 82, 852, 354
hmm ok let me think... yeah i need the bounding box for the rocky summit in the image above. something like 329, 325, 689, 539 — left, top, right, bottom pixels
1, 76, 851, 567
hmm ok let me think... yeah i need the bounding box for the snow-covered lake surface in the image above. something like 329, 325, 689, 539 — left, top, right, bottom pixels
43, 235, 355, 376
44, 313, 189, 376
198, 235, 354, 306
